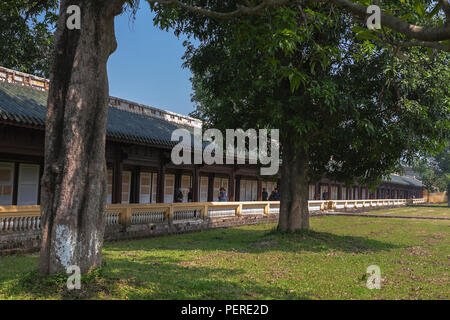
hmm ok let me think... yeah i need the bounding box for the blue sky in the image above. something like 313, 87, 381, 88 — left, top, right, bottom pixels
108, 5, 196, 116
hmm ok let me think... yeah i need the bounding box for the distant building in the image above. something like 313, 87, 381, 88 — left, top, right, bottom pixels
0, 66, 423, 206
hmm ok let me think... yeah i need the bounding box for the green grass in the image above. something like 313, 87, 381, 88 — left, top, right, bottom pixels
361, 204, 450, 218
0, 209, 448, 300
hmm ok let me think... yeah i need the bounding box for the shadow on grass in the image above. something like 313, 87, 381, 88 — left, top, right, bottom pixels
4, 253, 312, 300
2, 225, 402, 299
106, 226, 402, 255
103, 255, 312, 300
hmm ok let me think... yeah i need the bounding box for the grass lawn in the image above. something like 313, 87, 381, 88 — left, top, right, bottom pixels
0, 209, 448, 300
359, 203, 450, 218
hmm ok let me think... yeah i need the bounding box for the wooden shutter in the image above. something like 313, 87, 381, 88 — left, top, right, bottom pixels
140, 172, 151, 204
121, 171, 131, 204
151, 173, 158, 203
164, 174, 175, 203
0, 162, 14, 205
199, 176, 208, 202
17, 164, 39, 205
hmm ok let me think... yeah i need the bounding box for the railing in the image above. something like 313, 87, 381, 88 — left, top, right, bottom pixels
0, 198, 425, 233
0, 205, 42, 232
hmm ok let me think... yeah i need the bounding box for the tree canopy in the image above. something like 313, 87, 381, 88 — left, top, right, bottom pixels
165, 1, 450, 183
153, 0, 450, 229
0, 0, 57, 77
2, 0, 449, 76
150, 0, 450, 51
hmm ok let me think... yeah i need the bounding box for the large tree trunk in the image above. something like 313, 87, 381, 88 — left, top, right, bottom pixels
39, 0, 125, 275
278, 144, 310, 232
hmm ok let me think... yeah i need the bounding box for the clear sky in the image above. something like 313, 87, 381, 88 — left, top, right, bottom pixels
108, 4, 196, 116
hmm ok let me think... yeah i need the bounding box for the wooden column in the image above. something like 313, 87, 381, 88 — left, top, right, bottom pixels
235, 176, 241, 201
12, 162, 19, 205
315, 182, 320, 200
327, 183, 331, 200
257, 178, 262, 201
130, 167, 140, 204
338, 184, 343, 200
175, 171, 182, 191
229, 170, 235, 201
112, 150, 123, 204
207, 173, 215, 202
193, 166, 199, 202
157, 164, 165, 203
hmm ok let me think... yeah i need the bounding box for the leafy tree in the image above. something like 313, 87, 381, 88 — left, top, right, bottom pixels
0, 0, 57, 77
413, 143, 450, 205
3, 0, 446, 274
413, 160, 442, 195
172, 2, 450, 230
413, 157, 445, 192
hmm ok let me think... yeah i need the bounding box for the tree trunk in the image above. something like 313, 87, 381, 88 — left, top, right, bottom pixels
447, 184, 450, 207
278, 145, 310, 232
39, 0, 125, 275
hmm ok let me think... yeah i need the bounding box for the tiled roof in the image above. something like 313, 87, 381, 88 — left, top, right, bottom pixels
0, 80, 47, 126
385, 174, 424, 187
0, 80, 194, 147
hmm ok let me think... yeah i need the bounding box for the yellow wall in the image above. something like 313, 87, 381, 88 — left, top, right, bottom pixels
424, 190, 448, 203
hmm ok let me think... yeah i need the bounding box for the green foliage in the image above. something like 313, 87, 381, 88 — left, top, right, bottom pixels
0, 0, 58, 77
435, 144, 450, 196
413, 143, 450, 194
153, 1, 450, 187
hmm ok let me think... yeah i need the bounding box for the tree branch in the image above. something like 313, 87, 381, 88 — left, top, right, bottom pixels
147, 0, 293, 19
149, 0, 450, 43
328, 0, 450, 42
389, 40, 449, 51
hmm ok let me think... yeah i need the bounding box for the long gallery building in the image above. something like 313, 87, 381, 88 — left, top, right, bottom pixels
0, 67, 424, 206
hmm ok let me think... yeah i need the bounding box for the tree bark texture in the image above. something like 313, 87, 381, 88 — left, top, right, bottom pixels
278, 143, 310, 232
39, 0, 125, 275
